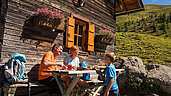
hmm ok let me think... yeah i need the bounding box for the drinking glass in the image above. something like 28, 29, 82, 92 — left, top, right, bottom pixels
67, 64, 72, 70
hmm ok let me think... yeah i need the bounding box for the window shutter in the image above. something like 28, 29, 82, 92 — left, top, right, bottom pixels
87, 24, 95, 51
66, 17, 75, 48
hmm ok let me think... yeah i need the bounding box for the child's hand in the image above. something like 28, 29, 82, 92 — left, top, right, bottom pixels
93, 65, 98, 69
103, 91, 109, 96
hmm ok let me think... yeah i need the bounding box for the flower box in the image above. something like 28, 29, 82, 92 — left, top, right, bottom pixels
95, 29, 115, 45
95, 35, 114, 45
31, 8, 65, 30
33, 15, 61, 30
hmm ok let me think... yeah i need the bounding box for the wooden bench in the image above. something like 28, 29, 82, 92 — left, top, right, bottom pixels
0, 64, 55, 96
2, 82, 49, 96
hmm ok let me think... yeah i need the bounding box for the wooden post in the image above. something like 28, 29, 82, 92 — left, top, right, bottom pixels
53, 73, 65, 95
0, 87, 2, 96
113, 0, 117, 54
7, 87, 17, 96
64, 77, 79, 96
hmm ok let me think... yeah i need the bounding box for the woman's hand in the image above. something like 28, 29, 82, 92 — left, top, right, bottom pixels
72, 66, 77, 70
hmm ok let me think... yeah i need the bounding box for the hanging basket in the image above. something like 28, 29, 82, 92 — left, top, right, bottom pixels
95, 35, 114, 45
33, 15, 61, 30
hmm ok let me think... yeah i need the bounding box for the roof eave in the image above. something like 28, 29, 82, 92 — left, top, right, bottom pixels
116, 8, 145, 16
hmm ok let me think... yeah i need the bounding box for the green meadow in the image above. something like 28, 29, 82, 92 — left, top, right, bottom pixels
115, 5, 171, 66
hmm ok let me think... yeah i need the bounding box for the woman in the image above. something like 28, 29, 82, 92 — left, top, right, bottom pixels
61, 46, 88, 91
61, 46, 79, 87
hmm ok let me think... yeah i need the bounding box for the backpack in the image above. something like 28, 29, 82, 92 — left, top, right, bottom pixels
4, 53, 28, 84
80, 62, 90, 80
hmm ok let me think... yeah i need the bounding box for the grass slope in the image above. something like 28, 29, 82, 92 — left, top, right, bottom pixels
115, 32, 171, 66
115, 5, 171, 66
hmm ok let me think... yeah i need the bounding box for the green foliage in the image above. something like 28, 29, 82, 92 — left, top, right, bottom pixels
167, 16, 170, 24
116, 5, 171, 38
163, 22, 167, 34
116, 32, 171, 66
115, 5, 171, 66
150, 14, 154, 18
117, 24, 122, 32
163, 13, 167, 22
142, 23, 145, 30
153, 21, 157, 32
128, 20, 132, 26
134, 23, 137, 32
124, 22, 128, 32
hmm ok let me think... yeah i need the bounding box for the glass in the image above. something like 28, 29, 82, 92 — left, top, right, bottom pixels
74, 36, 77, 45
67, 64, 72, 70
74, 24, 78, 34
78, 37, 82, 46
79, 25, 83, 35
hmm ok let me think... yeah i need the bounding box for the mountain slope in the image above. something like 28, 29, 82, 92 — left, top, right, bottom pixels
115, 32, 171, 66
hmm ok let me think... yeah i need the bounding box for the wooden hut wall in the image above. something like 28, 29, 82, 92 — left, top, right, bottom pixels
50, 0, 116, 53
0, 0, 115, 82
0, 0, 8, 83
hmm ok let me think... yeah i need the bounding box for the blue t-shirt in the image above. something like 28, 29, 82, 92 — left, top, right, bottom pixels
106, 64, 118, 91
64, 56, 80, 67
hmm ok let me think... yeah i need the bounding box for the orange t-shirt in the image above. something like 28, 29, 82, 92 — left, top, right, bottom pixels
38, 51, 57, 80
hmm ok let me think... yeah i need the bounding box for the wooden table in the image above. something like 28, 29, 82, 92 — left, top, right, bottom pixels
44, 69, 124, 96
44, 70, 100, 96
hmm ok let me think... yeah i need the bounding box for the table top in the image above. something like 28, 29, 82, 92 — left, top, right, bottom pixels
43, 69, 124, 74
43, 70, 97, 74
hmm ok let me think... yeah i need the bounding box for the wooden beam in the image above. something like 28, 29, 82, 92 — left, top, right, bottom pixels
117, 0, 127, 11
137, 0, 145, 8
116, 8, 145, 16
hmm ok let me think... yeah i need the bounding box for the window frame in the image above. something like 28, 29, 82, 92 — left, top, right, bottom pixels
74, 19, 87, 49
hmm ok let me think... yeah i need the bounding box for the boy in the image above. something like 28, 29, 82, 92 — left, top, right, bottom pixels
94, 53, 119, 96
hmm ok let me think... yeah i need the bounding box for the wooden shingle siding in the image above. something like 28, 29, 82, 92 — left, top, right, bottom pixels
52, 0, 115, 30
0, 0, 116, 84
0, 0, 116, 64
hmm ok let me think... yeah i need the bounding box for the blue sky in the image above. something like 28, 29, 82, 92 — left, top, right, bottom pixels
143, 0, 171, 5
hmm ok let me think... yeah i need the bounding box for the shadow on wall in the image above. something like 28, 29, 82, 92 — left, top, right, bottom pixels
0, 65, 6, 87
27, 64, 40, 83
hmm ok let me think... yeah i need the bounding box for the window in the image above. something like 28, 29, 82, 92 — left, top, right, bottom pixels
74, 20, 86, 49
65, 17, 95, 51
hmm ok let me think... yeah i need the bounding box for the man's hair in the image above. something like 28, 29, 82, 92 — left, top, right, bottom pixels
104, 53, 116, 63
52, 43, 63, 51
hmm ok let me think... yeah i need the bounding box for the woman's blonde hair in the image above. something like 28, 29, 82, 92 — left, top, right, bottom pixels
104, 53, 116, 63
70, 46, 79, 53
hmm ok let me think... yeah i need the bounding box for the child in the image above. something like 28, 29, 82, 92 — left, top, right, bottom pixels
94, 53, 119, 96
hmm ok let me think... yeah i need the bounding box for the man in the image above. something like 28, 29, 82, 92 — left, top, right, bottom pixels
38, 43, 63, 90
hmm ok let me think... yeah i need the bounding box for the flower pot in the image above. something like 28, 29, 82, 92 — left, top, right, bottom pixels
95, 35, 114, 45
